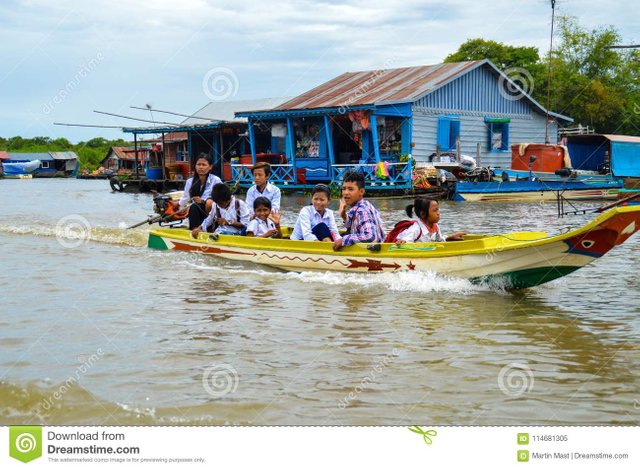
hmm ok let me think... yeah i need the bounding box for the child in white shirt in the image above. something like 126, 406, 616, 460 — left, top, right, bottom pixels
246, 197, 282, 238
192, 183, 250, 238
396, 197, 465, 244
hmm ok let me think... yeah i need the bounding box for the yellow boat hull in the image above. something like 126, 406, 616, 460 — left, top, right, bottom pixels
148, 206, 640, 288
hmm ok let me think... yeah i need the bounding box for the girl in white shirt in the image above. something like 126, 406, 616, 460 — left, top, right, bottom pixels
246, 197, 282, 238
396, 197, 465, 244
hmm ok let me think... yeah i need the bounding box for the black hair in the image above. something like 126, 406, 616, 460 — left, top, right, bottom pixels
406, 197, 437, 219
312, 184, 331, 199
211, 183, 232, 204
252, 162, 272, 177
189, 153, 214, 198
342, 170, 365, 189
253, 196, 272, 211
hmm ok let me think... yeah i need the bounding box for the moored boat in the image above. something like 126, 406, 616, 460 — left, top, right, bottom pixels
147, 205, 640, 289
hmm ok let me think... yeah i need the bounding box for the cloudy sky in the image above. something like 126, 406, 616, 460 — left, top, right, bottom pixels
1, 0, 637, 142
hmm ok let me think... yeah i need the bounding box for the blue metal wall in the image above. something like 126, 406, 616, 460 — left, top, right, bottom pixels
611, 141, 640, 177
413, 65, 531, 115
410, 64, 558, 168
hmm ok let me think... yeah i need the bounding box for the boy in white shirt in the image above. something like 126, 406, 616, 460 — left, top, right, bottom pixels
192, 183, 250, 238
245, 162, 281, 214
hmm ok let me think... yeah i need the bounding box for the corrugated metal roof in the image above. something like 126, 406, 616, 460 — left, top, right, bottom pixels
182, 97, 293, 126
602, 134, 640, 143
49, 151, 79, 160
7, 152, 53, 161
108, 147, 148, 161
273, 62, 482, 110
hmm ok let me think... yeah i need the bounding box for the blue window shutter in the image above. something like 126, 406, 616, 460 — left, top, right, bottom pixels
437, 117, 450, 150
501, 122, 509, 150
450, 120, 461, 150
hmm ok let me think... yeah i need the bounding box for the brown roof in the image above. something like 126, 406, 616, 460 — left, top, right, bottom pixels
145, 132, 188, 143
109, 146, 149, 161
275, 61, 482, 110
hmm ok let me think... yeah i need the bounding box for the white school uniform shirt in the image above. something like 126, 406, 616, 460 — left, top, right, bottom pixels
179, 174, 222, 208
246, 218, 277, 237
290, 206, 340, 241
397, 219, 446, 243
245, 183, 281, 213
200, 196, 251, 235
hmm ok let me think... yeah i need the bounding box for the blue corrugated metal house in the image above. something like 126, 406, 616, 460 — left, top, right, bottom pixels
6, 152, 78, 176
235, 60, 572, 189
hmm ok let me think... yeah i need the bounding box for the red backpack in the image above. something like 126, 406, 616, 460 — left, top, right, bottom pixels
384, 220, 422, 243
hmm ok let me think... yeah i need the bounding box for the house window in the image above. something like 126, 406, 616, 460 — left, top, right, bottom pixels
486, 118, 510, 151
437, 116, 461, 151
41, 161, 50, 168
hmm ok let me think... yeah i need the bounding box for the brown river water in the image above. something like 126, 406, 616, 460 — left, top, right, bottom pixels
1, 179, 639, 425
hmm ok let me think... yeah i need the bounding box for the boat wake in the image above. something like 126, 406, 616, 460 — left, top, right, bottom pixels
178, 255, 504, 295
0, 223, 149, 247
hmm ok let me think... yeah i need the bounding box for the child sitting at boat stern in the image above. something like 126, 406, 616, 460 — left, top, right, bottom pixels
246, 197, 282, 238
394, 197, 465, 244
192, 183, 250, 238
333, 170, 385, 251
291, 184, 341, 242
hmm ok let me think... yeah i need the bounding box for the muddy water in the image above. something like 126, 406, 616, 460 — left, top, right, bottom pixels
1, 179, 638, 425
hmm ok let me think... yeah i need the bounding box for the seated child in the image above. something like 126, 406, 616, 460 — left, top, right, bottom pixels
333, 170, 385, 251
192, 183, 250, 238
291, 184, 340, 242
246, 197, 282, 238
245, 162, 281, 215
396, 197, 465, 244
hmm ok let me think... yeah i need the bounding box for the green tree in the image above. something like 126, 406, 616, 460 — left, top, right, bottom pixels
547, 16, 640, 134
444, 38, 544, 75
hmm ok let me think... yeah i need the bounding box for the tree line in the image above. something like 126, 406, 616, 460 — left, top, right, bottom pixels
444, 16, 639, 135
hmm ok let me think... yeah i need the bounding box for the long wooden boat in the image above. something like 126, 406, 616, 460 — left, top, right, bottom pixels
454, 178, 622, 202
147, 206, 640, 289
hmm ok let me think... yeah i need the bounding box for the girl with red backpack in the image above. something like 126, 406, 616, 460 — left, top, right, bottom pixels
386, 197, 465, 244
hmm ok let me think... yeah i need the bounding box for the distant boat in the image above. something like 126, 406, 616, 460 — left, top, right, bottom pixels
454, 144, 624, 202
2, 160, 42, 176
454, 177, 622, 202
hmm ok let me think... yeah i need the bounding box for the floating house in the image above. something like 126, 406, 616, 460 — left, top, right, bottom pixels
121, 98, 290, 181
102, 146, 151, 172
4, 151, 78, 177
234, 59, 573, 190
